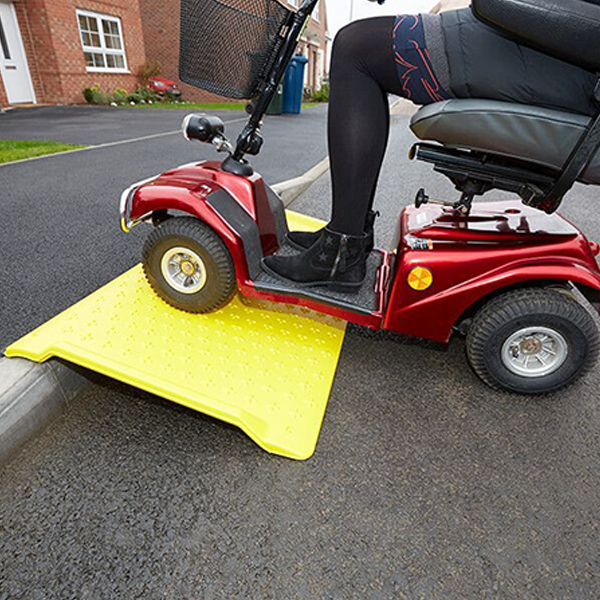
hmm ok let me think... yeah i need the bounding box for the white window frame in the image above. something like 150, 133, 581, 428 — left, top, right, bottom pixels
76, 9, 128, 73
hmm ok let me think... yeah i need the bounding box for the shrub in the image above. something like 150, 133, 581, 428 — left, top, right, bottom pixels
82, 84, 161, 106
83, 87, 94, 103
136, 86, 159, 103
126, 92, 143, 104
309, 82, 329, 103
83, 84, 105, 105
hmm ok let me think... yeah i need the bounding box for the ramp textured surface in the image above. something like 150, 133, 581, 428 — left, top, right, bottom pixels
5, 214, 346, 460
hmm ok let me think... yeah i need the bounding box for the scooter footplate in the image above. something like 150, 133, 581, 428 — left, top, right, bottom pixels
255, 248, 383, 315
5, 267, 347, 460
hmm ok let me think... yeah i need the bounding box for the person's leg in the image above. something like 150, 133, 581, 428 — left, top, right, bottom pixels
327, 16, 400, 235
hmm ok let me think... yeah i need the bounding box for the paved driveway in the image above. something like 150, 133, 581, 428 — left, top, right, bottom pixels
1, 108, 600, 598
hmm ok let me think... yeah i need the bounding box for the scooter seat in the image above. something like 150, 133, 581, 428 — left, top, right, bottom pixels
410, 99, 600, 185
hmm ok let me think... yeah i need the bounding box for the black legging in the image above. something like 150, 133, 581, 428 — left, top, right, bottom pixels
328, 17, 405, 236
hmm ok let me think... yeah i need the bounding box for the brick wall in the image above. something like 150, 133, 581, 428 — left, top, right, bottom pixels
2, 0, 327, 107
3, 0, 146, 105
297, 1, 328, 91
0, 75, 8, 108
138, 0, 227, 102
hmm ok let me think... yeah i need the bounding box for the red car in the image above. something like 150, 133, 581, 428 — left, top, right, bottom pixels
147, 76, 182, 98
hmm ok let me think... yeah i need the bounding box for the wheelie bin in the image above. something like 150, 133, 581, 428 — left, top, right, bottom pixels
283, 54, 308, 114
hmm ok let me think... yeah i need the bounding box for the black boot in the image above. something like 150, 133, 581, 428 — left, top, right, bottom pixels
287, 210, 379, 253
262, 227, 369, 292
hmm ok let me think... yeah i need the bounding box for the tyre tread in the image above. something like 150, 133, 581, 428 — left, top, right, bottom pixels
467, 287, 600, 394
142, 217, 236, 314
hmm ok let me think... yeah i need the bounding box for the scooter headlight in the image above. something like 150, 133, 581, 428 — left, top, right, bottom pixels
182, 114, 225, 143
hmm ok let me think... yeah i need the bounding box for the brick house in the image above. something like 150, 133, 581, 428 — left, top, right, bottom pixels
290, 0, 329, 92
138, 0, 329, 102
0, 0, 328, 109
0, 0, 146, 108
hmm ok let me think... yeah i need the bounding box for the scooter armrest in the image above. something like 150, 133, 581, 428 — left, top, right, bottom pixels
472, 0, 600, 73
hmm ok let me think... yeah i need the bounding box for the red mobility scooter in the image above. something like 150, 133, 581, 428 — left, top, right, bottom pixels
120, 0, 600, 394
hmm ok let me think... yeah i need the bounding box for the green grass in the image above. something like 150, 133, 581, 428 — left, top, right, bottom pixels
130, 101, 325, 110
0, 140, 85, 164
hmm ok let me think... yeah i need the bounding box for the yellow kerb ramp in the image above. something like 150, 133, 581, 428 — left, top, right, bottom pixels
5, 211, 346, 460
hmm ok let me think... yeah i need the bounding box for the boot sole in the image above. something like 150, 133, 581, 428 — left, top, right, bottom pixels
260, 260, 366, 294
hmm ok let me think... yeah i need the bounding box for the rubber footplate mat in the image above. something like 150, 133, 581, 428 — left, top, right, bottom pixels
255, 247, 382, 315
5, 214, 346, 460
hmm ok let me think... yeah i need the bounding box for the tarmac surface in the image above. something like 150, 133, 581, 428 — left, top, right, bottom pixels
2, 105, 600, 598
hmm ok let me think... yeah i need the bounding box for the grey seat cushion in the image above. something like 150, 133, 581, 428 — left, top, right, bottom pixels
410, 99, 600, 185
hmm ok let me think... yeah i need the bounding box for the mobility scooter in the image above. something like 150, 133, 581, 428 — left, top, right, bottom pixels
120, 0, 600, 395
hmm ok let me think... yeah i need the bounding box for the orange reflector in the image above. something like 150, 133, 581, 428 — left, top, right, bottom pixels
408, 267, 433, 291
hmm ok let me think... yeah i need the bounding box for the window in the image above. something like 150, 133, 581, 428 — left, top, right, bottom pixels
0, 17, 11, 60
76, 10, 127, 72
313, 1, 320, 22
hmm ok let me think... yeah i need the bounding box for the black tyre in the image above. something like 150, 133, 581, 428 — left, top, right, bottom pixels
142, 217, 236, 314
466, 288, 599, 395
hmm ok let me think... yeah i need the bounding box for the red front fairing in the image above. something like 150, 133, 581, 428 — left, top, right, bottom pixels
128, 161, 279, 282
384, 201, 600, 342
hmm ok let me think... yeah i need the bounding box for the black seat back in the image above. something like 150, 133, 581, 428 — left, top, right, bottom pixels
472, 0, 600, 72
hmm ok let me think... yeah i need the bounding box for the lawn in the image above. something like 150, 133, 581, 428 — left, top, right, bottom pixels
131, 101, 324, 110
0, 140, 85, 164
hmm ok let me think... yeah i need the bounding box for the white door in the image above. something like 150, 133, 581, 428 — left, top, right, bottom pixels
0, 2, 35, 104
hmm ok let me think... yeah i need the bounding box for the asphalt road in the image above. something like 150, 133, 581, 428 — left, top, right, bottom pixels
2, 107, 600, 598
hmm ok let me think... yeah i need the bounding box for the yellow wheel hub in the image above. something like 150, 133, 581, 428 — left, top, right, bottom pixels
180, 261, 195, 276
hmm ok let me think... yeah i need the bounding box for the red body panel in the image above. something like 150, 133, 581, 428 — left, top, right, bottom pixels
384, 202, 600, 342
127, 162, 600, 343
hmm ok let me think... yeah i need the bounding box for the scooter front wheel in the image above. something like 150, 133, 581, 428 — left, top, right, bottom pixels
142, 217, 236, 314
467, 287, 599, 395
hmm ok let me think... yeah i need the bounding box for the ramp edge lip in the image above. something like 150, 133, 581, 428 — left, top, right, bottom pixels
6, 343, 328, 461
0, 356, 90, 465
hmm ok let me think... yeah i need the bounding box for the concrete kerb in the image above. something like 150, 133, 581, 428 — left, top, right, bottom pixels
0, 357, 91, 464
272, 156, 330, 206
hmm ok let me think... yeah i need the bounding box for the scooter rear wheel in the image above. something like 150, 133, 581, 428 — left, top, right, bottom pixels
142, 217, 236, 314
467, 287, 599, 395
